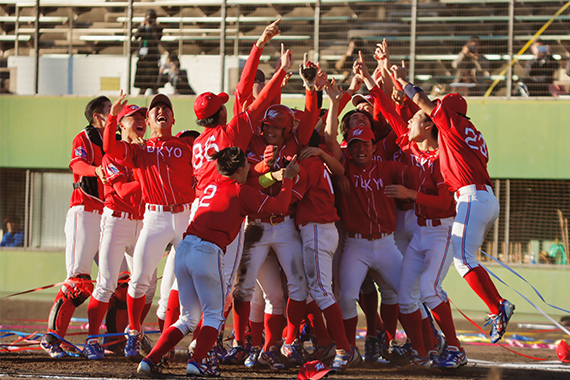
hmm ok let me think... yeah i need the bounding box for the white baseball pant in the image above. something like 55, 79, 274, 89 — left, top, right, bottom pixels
233, 218, 308, 303
394, 208, 417, 255
339, 234, 402, 320
452, 185, 500, 277
173, 235, 226, 335
128, 204, 191, 299
398, 217, 454, 313
300, 222, 339, 311
64, 205, 101, 278
92, 207, 142, 303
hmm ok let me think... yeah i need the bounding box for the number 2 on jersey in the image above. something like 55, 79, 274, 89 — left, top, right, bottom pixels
198, 184, 217, 208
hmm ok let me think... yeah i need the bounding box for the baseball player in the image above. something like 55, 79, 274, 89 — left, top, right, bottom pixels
355, 54, 466, 367
325, 78, 422, 368
84, 104, 148, 360
295, 120, 353, 371
103, 92, 195, 360
41, 96, 111, 358
137, 147, 300, 377
391, 63, 515, 344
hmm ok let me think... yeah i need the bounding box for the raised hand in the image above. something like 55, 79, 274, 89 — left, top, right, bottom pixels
110, 90, 128, 117
315, 64, 328, 91
263, 145, 278, 167
299, 53, 318, 90
326, 78, 343, 104
284, 155, 300, 179
391, 60, 408, 82
374, 38, 390, 70
348, 74, 363, 94
280, 43, 293, 72
257, 19, 281, 48
391, 88, 406, 106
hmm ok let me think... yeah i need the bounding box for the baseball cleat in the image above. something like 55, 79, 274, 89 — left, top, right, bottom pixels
83, 340, 104, 360
221, 344, 247, 364
244, 346, 261, 368
486, 299, 515, 343
280, 342, 304, 366
389, 339, 412, 368
433, 329, 447, 356
124, 327, 142, 360
438, 345, 467, 369
41, 336, 66, 359
258, 346, 286, 370
137, 357, 162, 375
364, 336, 380, 362
409, 351, 431, 368
309, 342, 337, 363
330, 346, 362, 372
186, 351, 221, 377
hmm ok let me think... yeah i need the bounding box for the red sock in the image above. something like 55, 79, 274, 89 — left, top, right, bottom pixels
323, 303, 350, 351
140, 302, 152, 325
399, 310, 426, 357
431, 301, 461, 348
305, 301, 332, 346
193, 318, 203, 342
146, 325, 184, 364
285, 299, 306, 345
191, 326, 219, 363
463, 266, 501, 315
343, 316, 358, 348
164, 289, 180, 329
358, 291, 378, 337
264, 313, 284, 351
158, 318, 165, 333
87, 298, 108, 337
232, 300, 250, 346
127, 294, 146, 332
46, 290, 76, 342
421, 316, 436, 353
380, 303, 399, 342
250, 320, 264, 348
376, 312, 385, 333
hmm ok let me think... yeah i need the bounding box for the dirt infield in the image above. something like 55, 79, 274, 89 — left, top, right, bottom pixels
1, 298, 569, 380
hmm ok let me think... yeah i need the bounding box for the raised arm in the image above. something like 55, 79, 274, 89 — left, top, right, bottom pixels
324, 78, 344, 161
296, 57, 324, 145
299, 146, 345, 176
103, 91, 128, 159
391, 61, 436, 115
373, 39, 393, 97
234, 19, 281, 116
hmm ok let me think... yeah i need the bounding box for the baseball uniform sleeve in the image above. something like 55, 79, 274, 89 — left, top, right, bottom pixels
70, 133, 96, 176
234, 44, 263, 116
295, 88, 319, 147
369, 85, 408, 139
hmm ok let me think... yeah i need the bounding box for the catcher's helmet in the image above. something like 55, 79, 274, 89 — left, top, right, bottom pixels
260, 104, 295, 139
442, 93, 468, 116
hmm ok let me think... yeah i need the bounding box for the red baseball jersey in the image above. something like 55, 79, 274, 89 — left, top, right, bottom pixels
69, 129, 105, 210
296, 156, 339, 227
113, 135, 195, 206
193, 69, 288, 197
102, 154, 144, 219
431, 100, 493, 192
369, 85, 455, 219
186, 177, 294, 251
338, 158, 415, 235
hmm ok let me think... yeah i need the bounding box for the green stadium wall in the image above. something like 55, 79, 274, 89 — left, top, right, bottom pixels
0, 249, 567, 322
1, 96, 570, 179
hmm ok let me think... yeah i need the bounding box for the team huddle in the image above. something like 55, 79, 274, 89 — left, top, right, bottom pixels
40, 20, 515, 377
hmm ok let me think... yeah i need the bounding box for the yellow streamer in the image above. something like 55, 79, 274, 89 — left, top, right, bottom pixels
483, 0, 570, 99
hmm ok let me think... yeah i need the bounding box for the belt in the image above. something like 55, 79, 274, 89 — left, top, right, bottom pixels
347, 232, 391, 241
146, 203, 191, 214
417, 217, 441, 227
455, 184, 489, 198
255, 215, 293, 226
78, 205, 102, 214
111, 210, 141, 221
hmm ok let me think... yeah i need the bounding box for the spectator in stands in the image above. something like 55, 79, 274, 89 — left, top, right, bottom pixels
1, 217, 24, 247
134, 9, 163, 96
335, 38, 370, 84
158, 53, 196, 95
524, 39, 559, 97
451, 36, 490, 96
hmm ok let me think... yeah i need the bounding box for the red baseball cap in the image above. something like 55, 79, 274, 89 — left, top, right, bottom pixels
194, 92, 229, 120
148, 93, 173, 114
347, 126, 375, 144
117, 104, 147, 122
297, 360, 334, 380
351, 93, 373, 107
